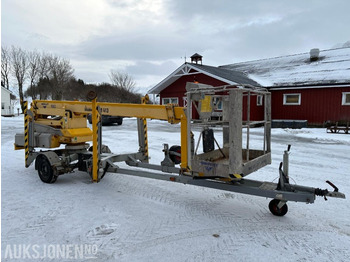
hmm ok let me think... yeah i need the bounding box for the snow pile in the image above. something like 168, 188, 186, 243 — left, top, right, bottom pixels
2, 116, 350, 261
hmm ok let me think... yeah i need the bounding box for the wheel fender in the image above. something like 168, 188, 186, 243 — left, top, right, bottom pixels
35, 152, 61, 171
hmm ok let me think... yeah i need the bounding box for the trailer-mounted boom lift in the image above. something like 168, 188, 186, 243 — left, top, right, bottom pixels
14, 83, 345, 216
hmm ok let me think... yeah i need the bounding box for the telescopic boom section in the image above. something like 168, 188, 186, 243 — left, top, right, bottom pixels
30, 98, 189, 171
32, 100, 185, 124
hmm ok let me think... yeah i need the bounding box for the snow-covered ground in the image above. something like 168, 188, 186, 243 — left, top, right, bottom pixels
2, 116, 350, 262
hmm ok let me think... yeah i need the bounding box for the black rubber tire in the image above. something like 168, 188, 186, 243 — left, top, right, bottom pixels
36, 155, 57, 183
88, 144, 111, 153
169, 145, 181, 164
269, 199, 288, 216
116, 118, 123, 125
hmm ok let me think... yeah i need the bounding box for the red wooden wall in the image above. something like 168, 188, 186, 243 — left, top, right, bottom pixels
271, 87, 350, 125
159, 72, 350, 125
242, 94, 265, 121
160, 73, 265, 121
160, 73, 228, 107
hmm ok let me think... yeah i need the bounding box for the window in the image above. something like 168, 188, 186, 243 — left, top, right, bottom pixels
213, 97, 223, 110
162, 97, 178, 105
283, 93, 301, 105
342, 92, 350, 105
257, 95, 263, 106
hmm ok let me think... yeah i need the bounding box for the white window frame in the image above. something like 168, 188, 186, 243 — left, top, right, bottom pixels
257, 95, 263, 106
283, 93, 301, 105
162, 97, 179, 105
212, 97, 223, 110
342, 92, 350, 105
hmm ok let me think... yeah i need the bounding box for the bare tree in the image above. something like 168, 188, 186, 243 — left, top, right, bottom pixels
109, 70, 136, 92
1, 46, 11, 89
23, 52, 75, 100
38, 52, 50, 79
11, 46, 28, 112
35, 52, 51, 99
25, 77, 51, 100
27, 50, 40, 99
48, 55, 74, 100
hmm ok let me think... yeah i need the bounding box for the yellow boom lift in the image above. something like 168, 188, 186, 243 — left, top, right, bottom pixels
14, 83, 345, 216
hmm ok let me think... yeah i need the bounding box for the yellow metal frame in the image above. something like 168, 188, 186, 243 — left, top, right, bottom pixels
23, 101, 30, 167
91, 97, 100, 182
23, 97, 189, 180
31, 100, 185, 123
141, 95, 149, 161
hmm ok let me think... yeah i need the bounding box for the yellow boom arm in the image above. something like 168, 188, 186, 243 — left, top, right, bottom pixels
23, 97, 189, 181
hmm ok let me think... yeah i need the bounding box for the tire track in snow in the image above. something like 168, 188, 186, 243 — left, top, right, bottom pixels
100, 173, 261, 225
89, 171, 350, 261
84, 173, 263, 259
5, 205, 69, 243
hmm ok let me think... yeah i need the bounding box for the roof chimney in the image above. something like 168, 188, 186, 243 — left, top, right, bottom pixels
310, 48, 320, 62
191, 53, 203, 65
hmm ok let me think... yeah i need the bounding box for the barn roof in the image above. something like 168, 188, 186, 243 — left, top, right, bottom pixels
191, 63, 260, 86
148, 62, 260, 94
220, 47, 350, 88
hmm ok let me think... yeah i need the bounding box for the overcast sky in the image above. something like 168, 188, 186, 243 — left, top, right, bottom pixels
2, 0, 350, 93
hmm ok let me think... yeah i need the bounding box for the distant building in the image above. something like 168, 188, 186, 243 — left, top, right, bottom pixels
149, 48, 350, 126
221, 47, 350, 126
1, 86, 15, 116
149, 62, 259, 106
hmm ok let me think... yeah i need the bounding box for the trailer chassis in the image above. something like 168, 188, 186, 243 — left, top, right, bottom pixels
31, 141, 345, 217
98, 143, 345, 216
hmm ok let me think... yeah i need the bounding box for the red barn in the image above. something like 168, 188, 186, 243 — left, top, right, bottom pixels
149, 47, 350, 126
221, 47, 350, 126
148, 57, 262, 120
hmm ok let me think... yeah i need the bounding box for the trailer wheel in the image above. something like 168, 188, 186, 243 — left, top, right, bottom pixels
116, 118, 123, 125
169, 145, 181, 164
88, 144, 111, 153
36, 155, 57, 183
269, 199, 288, 216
